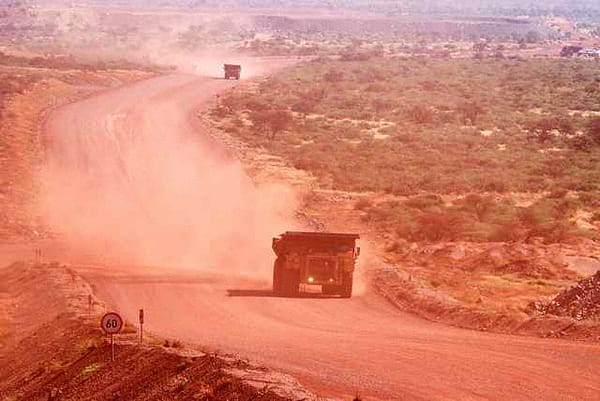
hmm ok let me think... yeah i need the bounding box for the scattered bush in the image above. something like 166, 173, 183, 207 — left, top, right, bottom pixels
354, 197, 373, 210
407, 105, 434, 124
211, 57, 600, 243
483, 180, 507, 193
249, 108, 293, 140
588, 118, 600, 145
525, 117, 574, 144
458, 102, 485, 125
417, 212, 465, 241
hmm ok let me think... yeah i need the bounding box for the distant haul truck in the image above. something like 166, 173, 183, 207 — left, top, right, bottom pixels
224, 64, 241, 80
272, 231, 360, 298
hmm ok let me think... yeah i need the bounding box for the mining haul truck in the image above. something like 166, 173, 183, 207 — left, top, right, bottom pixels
224, 64, 241, 79
272, 231, 360, 298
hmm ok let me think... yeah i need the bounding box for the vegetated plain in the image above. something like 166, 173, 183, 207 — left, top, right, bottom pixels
211, 56, 600, 320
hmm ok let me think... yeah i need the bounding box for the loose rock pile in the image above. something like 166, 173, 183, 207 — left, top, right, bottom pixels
544, 271, 600, 320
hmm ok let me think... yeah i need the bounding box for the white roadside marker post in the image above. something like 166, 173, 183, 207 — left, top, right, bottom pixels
100, 312, 123, 362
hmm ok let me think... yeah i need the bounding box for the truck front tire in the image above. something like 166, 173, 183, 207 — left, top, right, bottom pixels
282, 269, 300, 297
340, 272, 353, 298
322, 285, 338, 296
273, 259, 299, 297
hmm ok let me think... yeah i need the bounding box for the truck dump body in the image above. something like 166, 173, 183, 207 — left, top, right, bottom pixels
273, 232, 359, 254
272, 231, 360, 297
224, 64, 241, 79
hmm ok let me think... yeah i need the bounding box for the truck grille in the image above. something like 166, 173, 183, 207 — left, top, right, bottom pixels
306, 258, 337, 283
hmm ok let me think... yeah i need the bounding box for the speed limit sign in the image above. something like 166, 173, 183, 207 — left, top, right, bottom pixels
100, 312, 123, 334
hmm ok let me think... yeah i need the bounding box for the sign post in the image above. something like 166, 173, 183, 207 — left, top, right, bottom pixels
138, 308, 144, 344
88, 294, 92, 317
34, 248, 42, 264
100, 312, 123, 361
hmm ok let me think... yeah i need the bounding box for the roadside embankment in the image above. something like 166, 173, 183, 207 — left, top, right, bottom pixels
0, 262, 318, 401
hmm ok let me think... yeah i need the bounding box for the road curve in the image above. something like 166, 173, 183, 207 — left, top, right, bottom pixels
44, 74, 600, 401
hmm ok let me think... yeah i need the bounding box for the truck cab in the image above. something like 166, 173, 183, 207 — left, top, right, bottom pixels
272, 231, 360, 297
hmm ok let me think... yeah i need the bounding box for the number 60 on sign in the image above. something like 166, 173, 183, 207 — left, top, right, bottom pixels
101, 312, 123, 334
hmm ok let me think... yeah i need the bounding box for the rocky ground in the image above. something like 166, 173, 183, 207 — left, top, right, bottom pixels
540, 271, 600, 321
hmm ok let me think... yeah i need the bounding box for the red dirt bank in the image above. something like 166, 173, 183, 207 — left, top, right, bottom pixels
0, 263, 314, 401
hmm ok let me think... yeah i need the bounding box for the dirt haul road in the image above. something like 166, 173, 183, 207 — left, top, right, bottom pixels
42, 74, 600, 401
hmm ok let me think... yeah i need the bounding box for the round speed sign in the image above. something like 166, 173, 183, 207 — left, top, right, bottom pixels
101, 312, 123, 334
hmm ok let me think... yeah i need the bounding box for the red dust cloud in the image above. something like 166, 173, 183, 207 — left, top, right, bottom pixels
39, 72, 296, 279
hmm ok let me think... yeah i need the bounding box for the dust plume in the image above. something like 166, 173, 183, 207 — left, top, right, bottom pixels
40, 73, 296, 279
